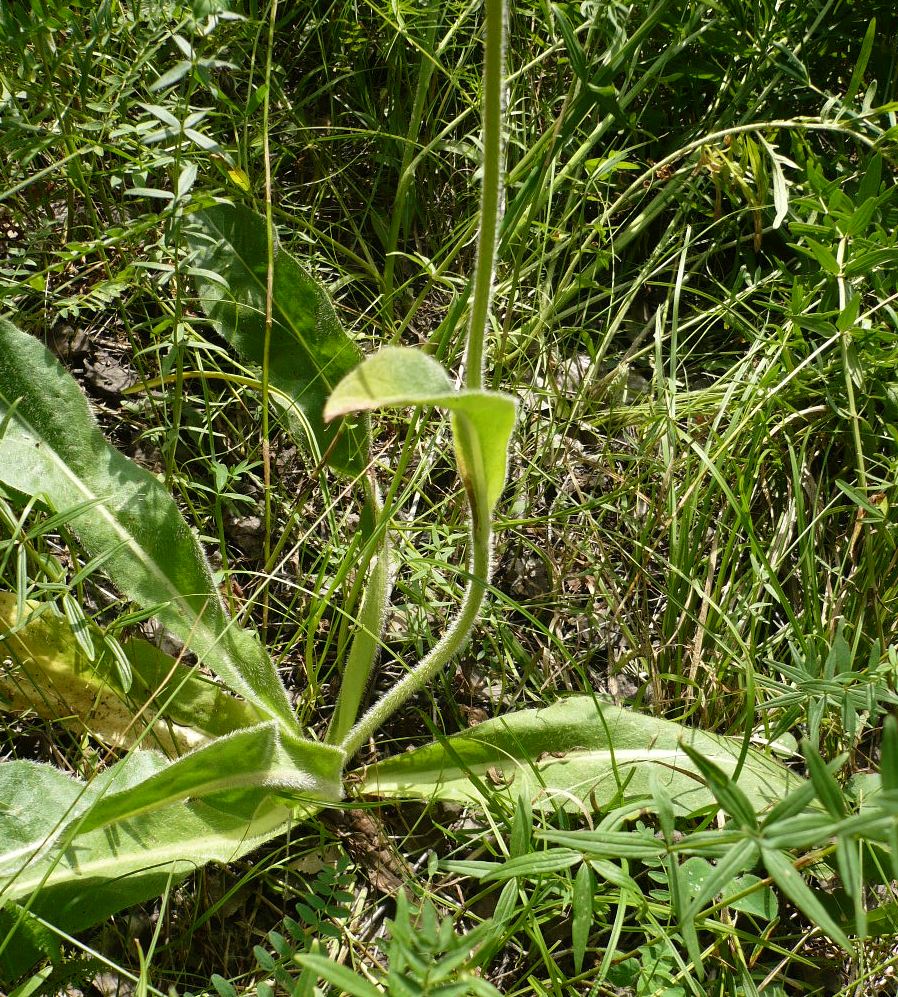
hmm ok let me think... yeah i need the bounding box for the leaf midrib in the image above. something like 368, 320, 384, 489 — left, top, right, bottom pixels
2, 401, 286, 723
2, 803, 295, 902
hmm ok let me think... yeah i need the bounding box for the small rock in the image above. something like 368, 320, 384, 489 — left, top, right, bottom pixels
499, 552, 552, 601
607, 672, 641, 703
92, 973, 135, 997
48, 324, 90, 363
224, 512, 265, 557
84, 354, 134, 396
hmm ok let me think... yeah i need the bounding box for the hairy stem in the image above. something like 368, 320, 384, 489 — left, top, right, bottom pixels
340, 505, 490, 758
260, 0, 279, 633
464, 0, 505, 391
341, 0, 505, 757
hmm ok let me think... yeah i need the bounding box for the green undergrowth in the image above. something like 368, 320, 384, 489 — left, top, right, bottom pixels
1, 0, 898, 994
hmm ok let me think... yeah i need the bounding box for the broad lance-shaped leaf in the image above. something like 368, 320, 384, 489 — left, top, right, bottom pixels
1, 732, 340, 874
75, 723, 343, 834
359, 696, 802, 815
186, 202, 368, 476
0, 732, 341, 978
0, 318, 296, 730
0, 760, 318, 980
324, 346, 517, 514
0, 593, 267, 753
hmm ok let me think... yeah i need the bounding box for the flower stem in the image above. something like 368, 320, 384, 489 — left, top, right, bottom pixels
464, 0, 505, 392
340, 0, 505, 757
340, 510, 490, 758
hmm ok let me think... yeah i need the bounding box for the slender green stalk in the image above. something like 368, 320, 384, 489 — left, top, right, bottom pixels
340, 0, 506, 758
837, 235, 867, 490
464, 0, 505, 391
261, 0, 279, 632
325, 477, 392, 745
340, 505, 491, 759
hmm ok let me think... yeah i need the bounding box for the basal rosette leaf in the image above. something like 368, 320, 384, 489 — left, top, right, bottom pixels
0, 734, 343, 977
358, 696, 802, 815
0, 318, 296, 731
0, 736, 342, 892
0, 592, 267, 753
74, 723, 343, 834
0, 760, 307, 978
186, 202, 369, 476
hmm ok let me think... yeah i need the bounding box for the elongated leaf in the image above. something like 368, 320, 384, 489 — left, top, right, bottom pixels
536, 828, 667, 861
186, 203, 368, 475
758, 136, 791, 230
574, 863, 592, 972
0, 759, 311, 970
324, 346, 517, 513
588, 858, 643, 895
2, 733, 339, 871
845, 17, 876, 103
803, 741, 847, 819
75, 723, 343, 834
359, 696, 801, 815
326, 547, 391, 744
122, 637, 270, 738
0, 318, 296, 730
678, 741, 759, 830
551, 4, 588, 81
0, 593, 266, 753
761, 846, 851, 950
882, 716, 898, 793
294, 954, 383, 997
0, 727, 340, 977
480, 848, 582, 881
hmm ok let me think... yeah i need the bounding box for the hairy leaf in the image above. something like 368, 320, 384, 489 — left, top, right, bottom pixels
75, 723, 343, 834
0, 318, 296, 729
186, 203, 368, 475
359, 696, 801, 815
0, 696, 340, 979
0, 902, 62, 981
0, 759, 311, 965
325, 346, 516, 513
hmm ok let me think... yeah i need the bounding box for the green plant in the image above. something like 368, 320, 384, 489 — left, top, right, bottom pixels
201, 855, 355, 997
3, 0, 897, 992
300, 892, 501, 997
225, 890, 500, 997
0, 1, 810, 982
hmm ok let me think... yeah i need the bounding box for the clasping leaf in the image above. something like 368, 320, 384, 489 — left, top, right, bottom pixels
324, 346, 516, 515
